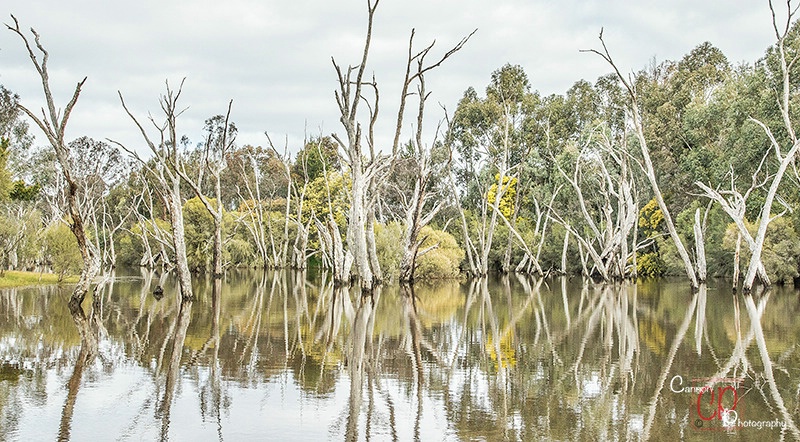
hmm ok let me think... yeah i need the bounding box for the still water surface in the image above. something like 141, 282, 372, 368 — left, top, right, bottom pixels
1, 269, 799, 441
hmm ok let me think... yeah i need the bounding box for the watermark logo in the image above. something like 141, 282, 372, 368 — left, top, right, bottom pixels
671, 374, 787, 432
670, 375, 742, 431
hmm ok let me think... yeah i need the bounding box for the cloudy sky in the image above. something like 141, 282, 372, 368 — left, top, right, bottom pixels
0, 0, 782, 156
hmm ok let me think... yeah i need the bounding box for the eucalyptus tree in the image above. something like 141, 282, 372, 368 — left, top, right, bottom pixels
0, 85, 33, 200
64, 137, 127, 268
449, 64, 537, 275
0, 202, 39, 273
289, 136, 340, 269
0, 86, 37, 271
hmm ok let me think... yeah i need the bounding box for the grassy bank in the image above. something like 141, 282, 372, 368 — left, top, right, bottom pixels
0, 270, 79, 288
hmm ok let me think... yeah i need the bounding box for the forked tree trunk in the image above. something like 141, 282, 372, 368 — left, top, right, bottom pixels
8, 17, 101, 305
586, 34, 700, 289
115, 81, 194, 301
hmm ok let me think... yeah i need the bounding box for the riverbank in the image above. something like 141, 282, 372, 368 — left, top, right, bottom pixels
0, 270, 79, 288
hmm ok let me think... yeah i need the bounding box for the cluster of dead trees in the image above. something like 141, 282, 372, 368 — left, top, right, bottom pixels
7, 0, 800, 301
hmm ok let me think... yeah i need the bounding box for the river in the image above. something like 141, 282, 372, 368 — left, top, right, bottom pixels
1, 269, 798, 440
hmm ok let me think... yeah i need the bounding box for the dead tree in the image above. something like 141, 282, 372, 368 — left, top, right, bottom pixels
177, 101, 236, 278
112, 81, 194, 301
550, 126, 638, 280
6, 16, 101, 306
585, 30, 700, 289
230, 145, 271, 267
288, 139, 318, 270
331, 0, 389, 291
331, 1, 471, 287
699, 1, 800, 293
392, 29, 474, 282
695, 165, 771, 289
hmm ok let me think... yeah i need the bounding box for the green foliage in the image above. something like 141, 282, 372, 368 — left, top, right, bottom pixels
0, 205, 41, 270
0, 270, 77, 287
374, 222, 405, 279
291, 136, 340, 183
182, 196, 239, 271
183, 197, 215, 271
414, 227, 465, 279
636, 252, 665, 278
638, 198, 664, 237
303, 171, 350, 228
0, 139, 14, 202
9, 180, 39, 201
43, 223, 81, 281
722, 218, 800, 284
374, 223, 464, 280
636, 198, 670, 276
115, 232, 140, 267
226, 238, 255, 267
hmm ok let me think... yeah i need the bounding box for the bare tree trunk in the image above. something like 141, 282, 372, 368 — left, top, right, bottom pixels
365, 206, 382, 284
733, 232, 741, 292
451, 170, 478, 276
502, 184, 522, 274
739, 1, 800, 289
8, 17, 101, 304
693, 208, 707, 283
114, 81, 194, 301
330, 0, 380, 291
587, 34, 699, 289
179, 101, 235, 278
316, 216, 353, 285
234, 148, 271, 267
332, 0, 470, 288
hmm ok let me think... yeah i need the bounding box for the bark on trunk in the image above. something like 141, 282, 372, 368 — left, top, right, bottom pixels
693, 208, 707, 283
8, 18, 101, 304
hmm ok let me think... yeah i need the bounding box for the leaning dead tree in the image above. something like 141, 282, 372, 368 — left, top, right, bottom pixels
695, 165, 772, 289
697, 0, 800, 293
112, 80, 194, 301
7, 16, 101, 306
585, 30, 701, 289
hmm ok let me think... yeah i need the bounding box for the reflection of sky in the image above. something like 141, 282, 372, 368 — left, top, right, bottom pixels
582, 372, 602, 398
3, 350, 464, 440
3, 277, 800, 440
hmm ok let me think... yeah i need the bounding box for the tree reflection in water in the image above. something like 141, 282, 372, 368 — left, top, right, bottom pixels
58, 279, 106, 442
1, 272, 800, 440
156, 294, 192, 440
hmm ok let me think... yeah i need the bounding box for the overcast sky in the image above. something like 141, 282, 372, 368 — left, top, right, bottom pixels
0, 0, 782, 156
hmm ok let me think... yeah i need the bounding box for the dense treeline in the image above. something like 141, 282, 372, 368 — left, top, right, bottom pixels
3, 2, 800, 292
